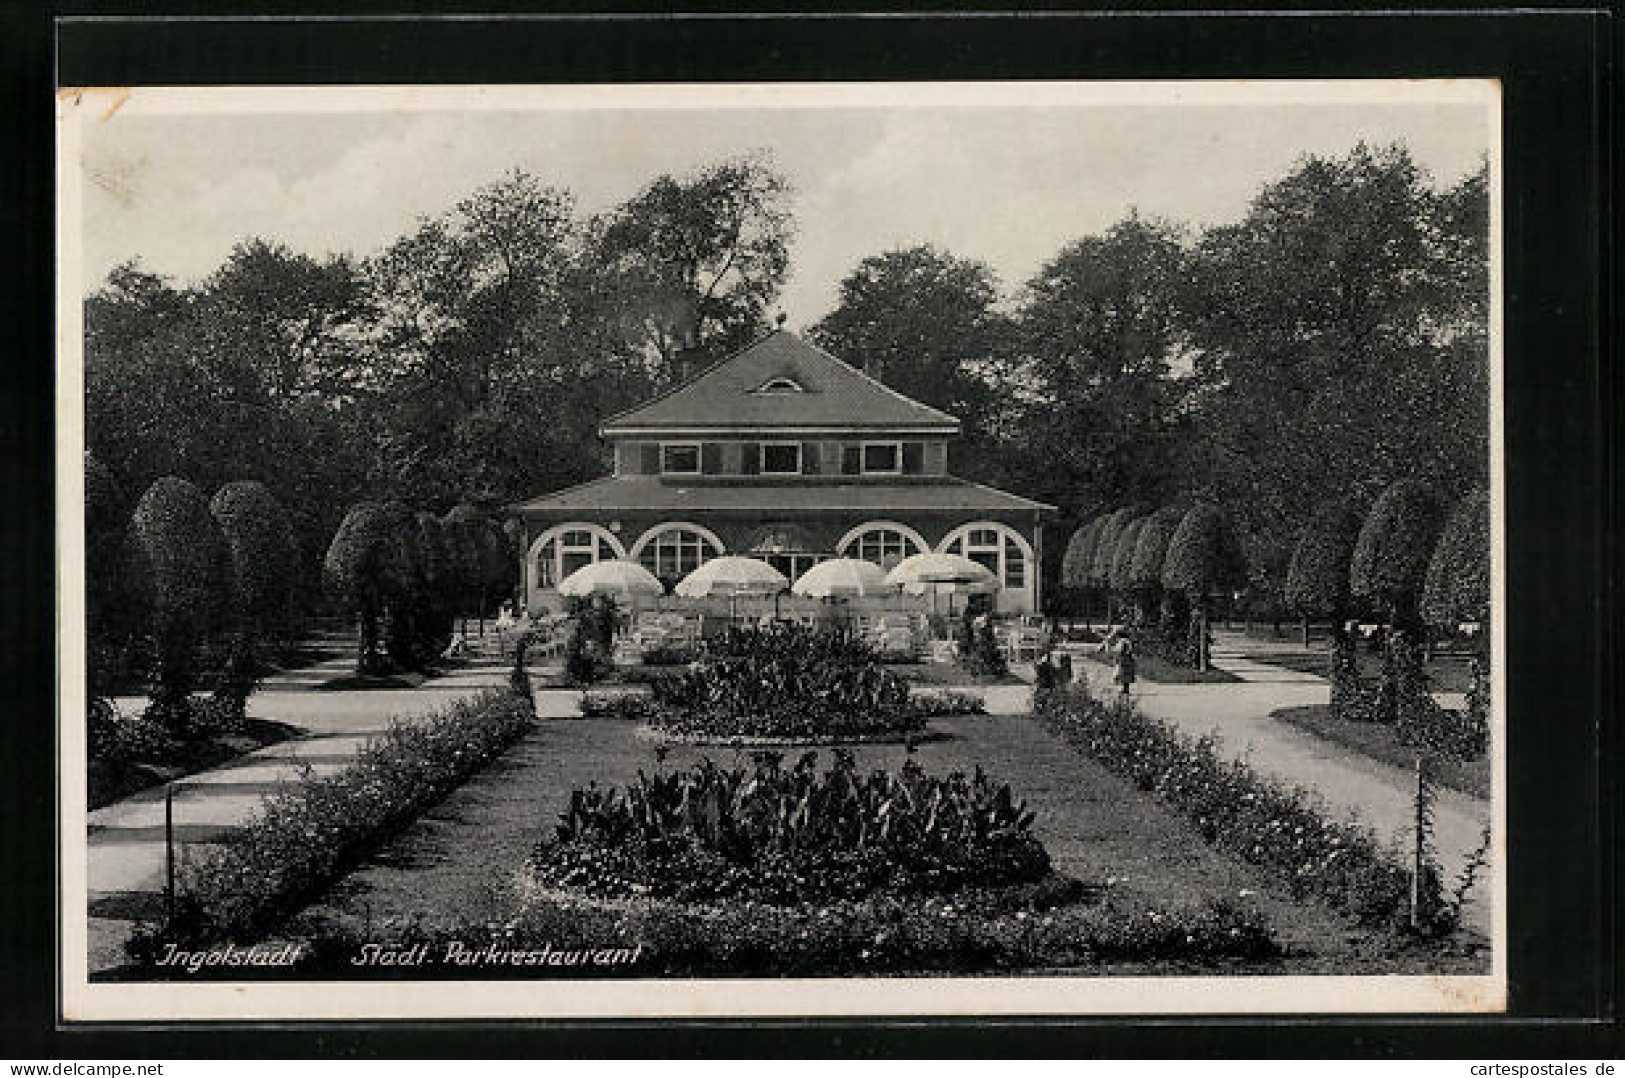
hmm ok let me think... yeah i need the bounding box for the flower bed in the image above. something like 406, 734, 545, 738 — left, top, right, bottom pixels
1034, 681, 1417, 930
529, 751, 1048, 905
642, 624, 926, 741
579, 686, 985, 725
129, 688, 535, 952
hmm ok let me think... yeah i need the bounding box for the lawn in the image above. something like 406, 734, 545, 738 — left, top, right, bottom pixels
1079, 649, 1242, 685
1272, 705, 1491, 800
283, 710, 1486, 975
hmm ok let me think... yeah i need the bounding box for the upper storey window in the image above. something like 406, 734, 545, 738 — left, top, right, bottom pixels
861, 442, 902, 475
661, 443, 701, 476
761, 442, 802, 475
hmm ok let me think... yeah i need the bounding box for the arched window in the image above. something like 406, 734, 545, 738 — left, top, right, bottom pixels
837, 522, 928, 571
532, 524, 625, 589
938, 523, 1031, 595
632, 523, 725, 585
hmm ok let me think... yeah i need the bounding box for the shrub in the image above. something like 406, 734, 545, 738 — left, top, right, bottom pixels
1350, 479, 1447, 629
1130, 504, 1185, 594
958, 610, 1008, 677
1162, 504, 1246, 669
1422, 489, 1489, 631
639, 644, 695, 666
647, 624, 922, 741
86, 452, 142, 698
484, 889, 1278, 977
530, 751, 1050, 905
906, 689, 986, 718
1284, 501, 1361, 623
1107, 515, 1148, 599
126, 477, 233, 735
578, 691, 656, 720
1033, 680, 1444, 933
1060, 516, 1104, 590
561, 596, 620, 686
188, 886, 1279, 979
324, 501, 416, 676
134, 688, 535, 949
208, 481, 293, 722
1350, 480, 1449, 723
1089, 507, 1138, 591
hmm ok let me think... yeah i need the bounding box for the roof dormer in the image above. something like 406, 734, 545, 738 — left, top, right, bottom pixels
751, 376, 807, 395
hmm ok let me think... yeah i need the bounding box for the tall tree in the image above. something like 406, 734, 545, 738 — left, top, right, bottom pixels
1014, 214, 1191, 516
811, 244, 1014, 438
594, 156, 793, 376
126, 477, 232, 732
1179, 145, 1489, 611
209, 481, 295, 720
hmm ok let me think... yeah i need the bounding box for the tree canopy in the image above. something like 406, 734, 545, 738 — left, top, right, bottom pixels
1350, 479, 1448, 623
1162, 504, 1245, 599
1422, 489, 1490, 628
1283, 500, 1363, 618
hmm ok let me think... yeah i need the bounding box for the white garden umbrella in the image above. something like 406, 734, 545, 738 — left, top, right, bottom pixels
675, 556, 790, 622
674, 556, 789, 598
883, 552, 999, 615
790, 557, 890, 599
555, 558, 665, 599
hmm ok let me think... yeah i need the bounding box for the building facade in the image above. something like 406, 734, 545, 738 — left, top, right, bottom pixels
510, 331, 1054, 614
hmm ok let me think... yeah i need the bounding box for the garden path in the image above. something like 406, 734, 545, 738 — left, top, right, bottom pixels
1066, 630, 1494, 936
83, 649, 513, 976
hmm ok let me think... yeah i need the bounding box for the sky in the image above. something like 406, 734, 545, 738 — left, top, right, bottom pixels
75, 89, 1491, 329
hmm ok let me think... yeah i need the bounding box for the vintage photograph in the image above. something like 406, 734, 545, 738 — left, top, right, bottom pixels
57, 81, 1502, 1018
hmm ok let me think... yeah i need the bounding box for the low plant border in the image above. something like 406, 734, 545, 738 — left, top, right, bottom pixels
633, 725, 953, 747
152, 884, 1279, 979
1033, 683, 1430, 934
127, 687, 536, 955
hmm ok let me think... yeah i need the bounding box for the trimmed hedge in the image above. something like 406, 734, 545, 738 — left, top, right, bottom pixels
132, 688, 535, 951
1350, 479, 1447, 623
164, 885, 1280, 979
1034, 681, 1423, 931
486, 888, 1279, 976
1130, 505, 1186, 591
1423, 489, 1490, 629
1060, 516, 1105, 590
1107, 516, 1148, 595
1284, 501, 1361, 618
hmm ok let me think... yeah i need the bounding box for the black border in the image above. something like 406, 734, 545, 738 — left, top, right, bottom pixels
3, 5, 1617, 1058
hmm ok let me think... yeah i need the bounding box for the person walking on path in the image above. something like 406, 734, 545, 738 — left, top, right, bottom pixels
1097, 626, 1136, 697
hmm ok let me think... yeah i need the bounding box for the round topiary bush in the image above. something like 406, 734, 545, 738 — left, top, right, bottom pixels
1060, 517, 1101, 590
126, 476, 233, 734
324, 501, 417, 676
1350, 479, 1447, 630
209, 480, 294, 721
1423, 489, 1489, 631
1089, 507, 1138, 605
1284, 500, 1361, 626
1107, 515, 1148, 606
1161, 504, 1246, 670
